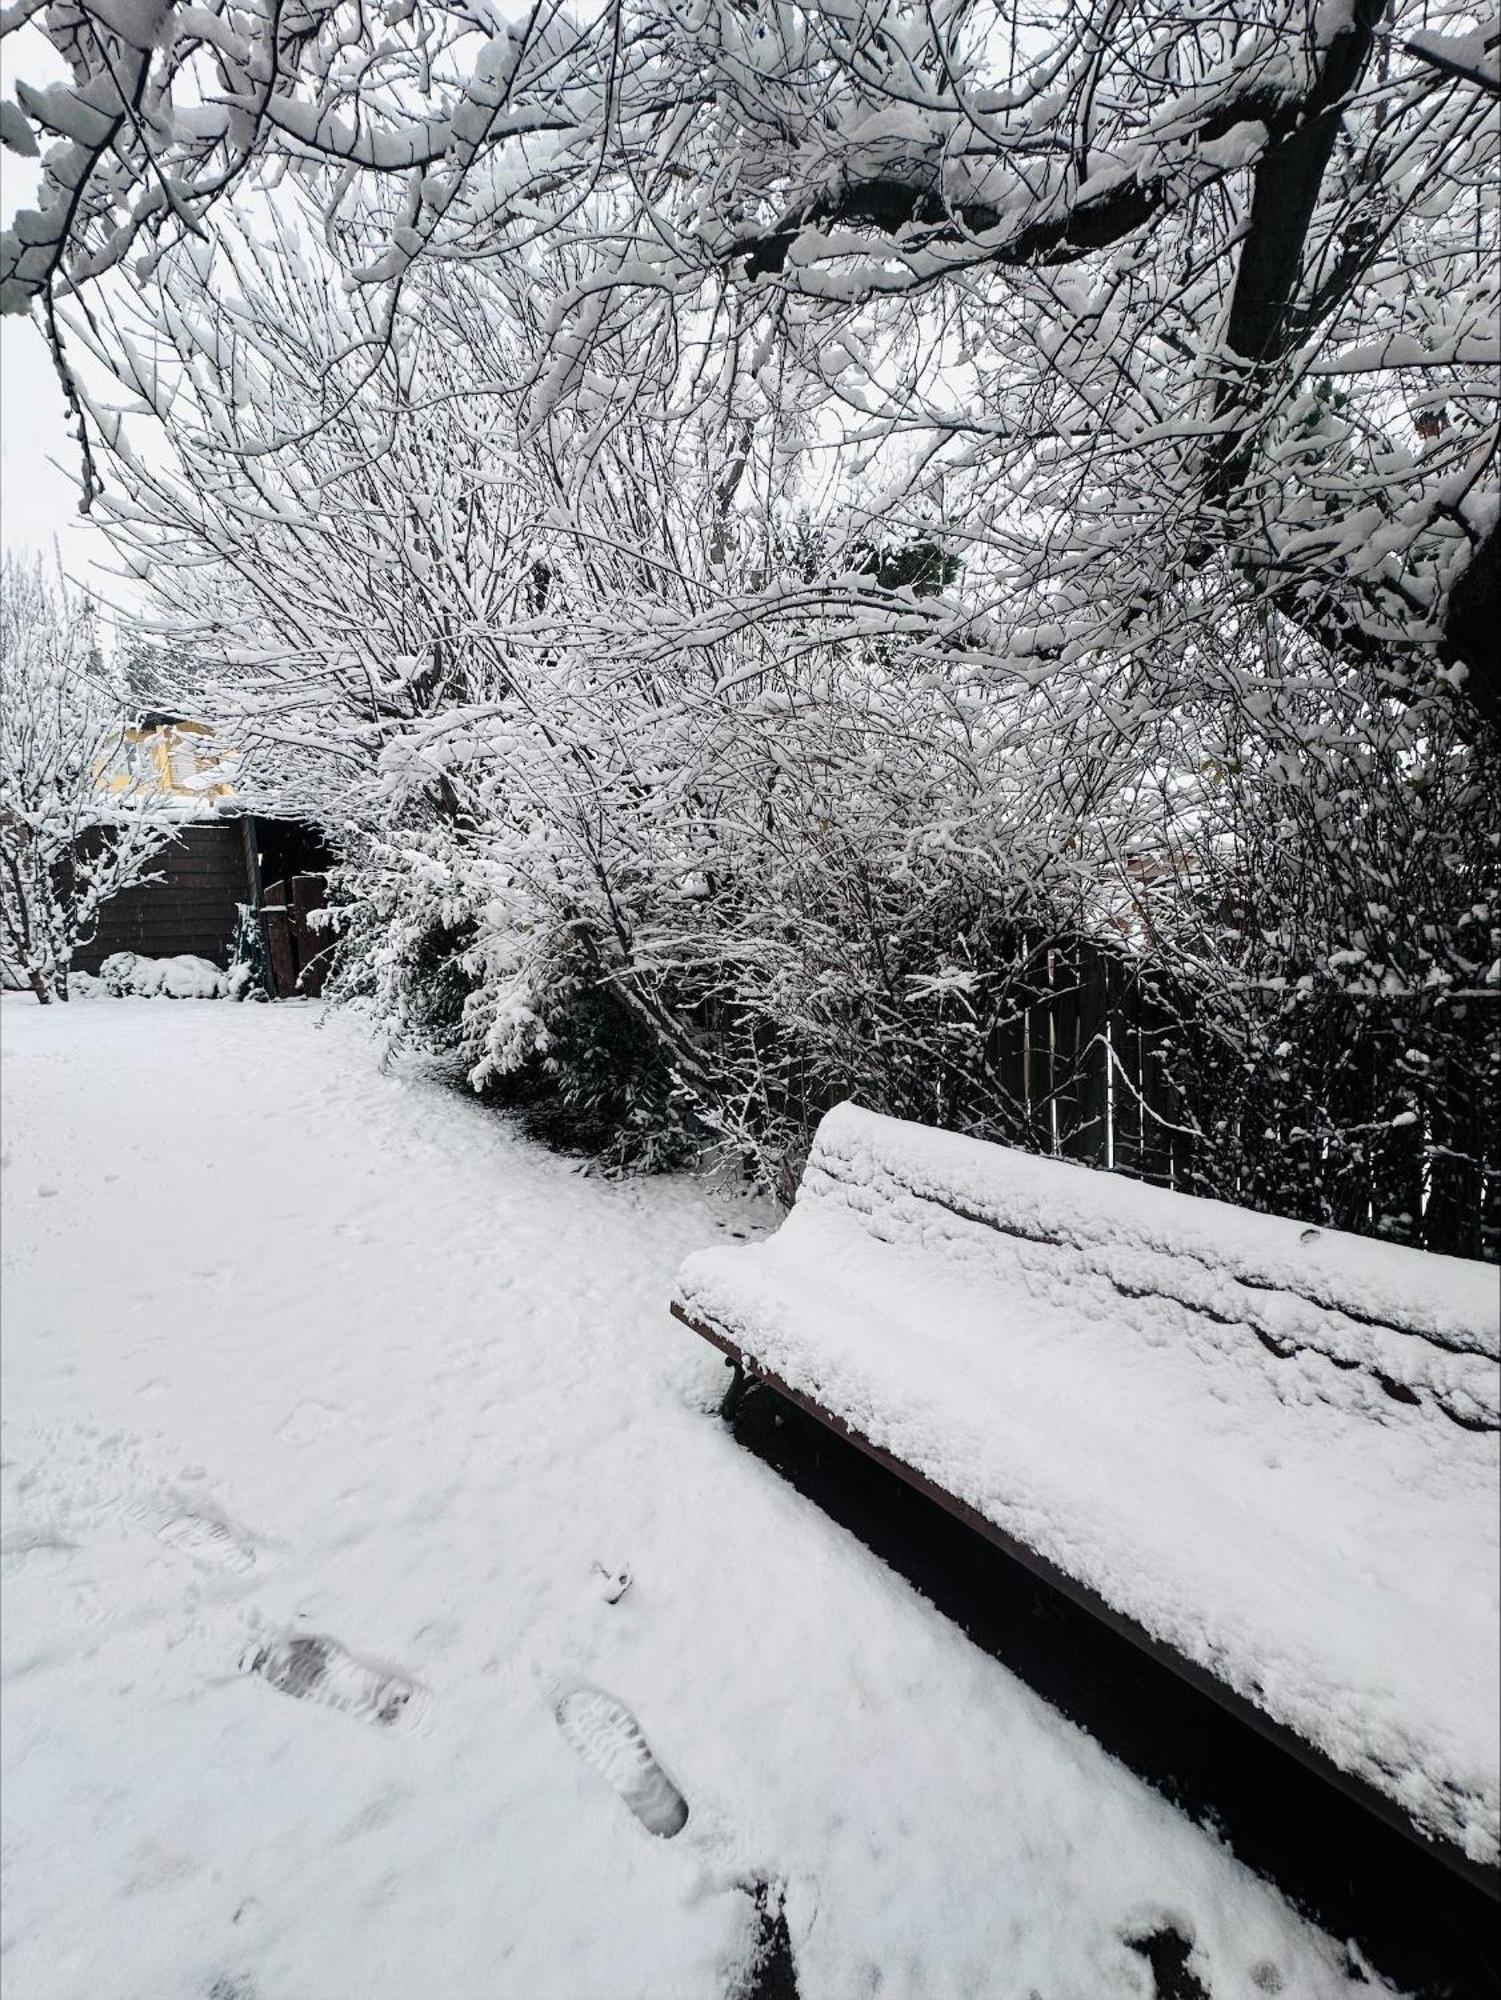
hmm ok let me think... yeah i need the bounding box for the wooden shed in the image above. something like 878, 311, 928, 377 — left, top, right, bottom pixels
74, 812, 332, 994
72, 717, 334, 995
74, 818, 256, 974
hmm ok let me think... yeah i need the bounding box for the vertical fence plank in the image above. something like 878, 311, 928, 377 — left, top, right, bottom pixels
1047, 949, 1079, 1157
1024, 986, 1053, 1158
992, 1000, 1029, 1146
1110, 979, 1148, 1179
1073, 950, 1112, 1166
260, 879, 296, 999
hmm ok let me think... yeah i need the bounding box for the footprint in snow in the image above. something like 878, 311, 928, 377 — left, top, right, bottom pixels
555, 1685, 689, 1837
592, 1559, 633, 1604
277, 1400, 343, 1448
0, 1527, 76, 1579
156, 1513, 257, 1573
242, 1630, 425, 1730
736, 1878, 802, 2000
1122, 1920, 1210, 2000
207, 1977, 256, 2000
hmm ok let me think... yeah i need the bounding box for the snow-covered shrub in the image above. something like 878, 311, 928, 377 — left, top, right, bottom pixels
317, 617, 1101, 1190
313, 581, 1496, 1252
226, 904, 271, 1000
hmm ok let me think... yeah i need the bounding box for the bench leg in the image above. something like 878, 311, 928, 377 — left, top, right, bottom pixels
720, 1357, 749, 1423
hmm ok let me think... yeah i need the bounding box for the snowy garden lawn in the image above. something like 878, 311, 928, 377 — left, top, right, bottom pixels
1, 999, 1384, 2000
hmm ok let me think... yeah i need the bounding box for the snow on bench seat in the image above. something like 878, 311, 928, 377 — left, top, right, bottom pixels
674, 1104, 1500, 1880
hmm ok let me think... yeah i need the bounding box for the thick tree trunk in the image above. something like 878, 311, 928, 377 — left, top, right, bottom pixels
1209, 0, 1384, 502
1443, 516, 1501, 734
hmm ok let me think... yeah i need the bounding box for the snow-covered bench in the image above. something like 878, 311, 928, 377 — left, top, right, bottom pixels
672, 1105, 1501, 1891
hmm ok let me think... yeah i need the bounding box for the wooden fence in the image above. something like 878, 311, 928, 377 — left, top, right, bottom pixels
967, 944, 1496, 1264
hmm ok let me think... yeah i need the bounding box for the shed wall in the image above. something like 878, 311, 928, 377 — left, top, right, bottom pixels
74, 821, 251, 974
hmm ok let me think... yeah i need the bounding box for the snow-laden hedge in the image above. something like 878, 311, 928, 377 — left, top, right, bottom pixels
318, 625, 1498, 1258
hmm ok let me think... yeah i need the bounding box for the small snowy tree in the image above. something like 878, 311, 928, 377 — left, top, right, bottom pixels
0, 556, 171, 1001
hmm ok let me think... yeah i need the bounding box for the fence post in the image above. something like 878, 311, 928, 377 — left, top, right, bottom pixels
290, 874, 329, 995
1073, 949, 1112, 1165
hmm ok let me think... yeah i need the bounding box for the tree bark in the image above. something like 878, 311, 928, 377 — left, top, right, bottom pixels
1442, 515, 1501, 733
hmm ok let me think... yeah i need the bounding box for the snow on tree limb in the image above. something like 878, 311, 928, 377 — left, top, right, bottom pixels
2, 0, 1496, 736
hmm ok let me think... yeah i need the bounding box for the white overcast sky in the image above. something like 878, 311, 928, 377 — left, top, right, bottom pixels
0, 315, 102, 568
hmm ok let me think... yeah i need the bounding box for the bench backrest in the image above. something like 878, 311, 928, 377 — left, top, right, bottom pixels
798, 1105, 1500, 1434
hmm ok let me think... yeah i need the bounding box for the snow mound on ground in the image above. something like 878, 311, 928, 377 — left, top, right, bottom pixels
99, 952, 229, 999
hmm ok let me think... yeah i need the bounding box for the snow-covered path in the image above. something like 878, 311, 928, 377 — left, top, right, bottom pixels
1, 1000, 1382, 2000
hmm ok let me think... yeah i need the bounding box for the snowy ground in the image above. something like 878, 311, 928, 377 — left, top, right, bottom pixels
1, 998, 1392, 2000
